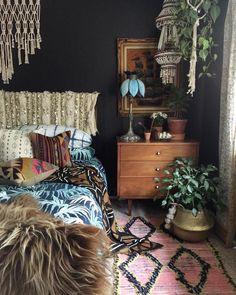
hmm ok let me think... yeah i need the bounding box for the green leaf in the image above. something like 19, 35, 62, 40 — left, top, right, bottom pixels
199, 49, 208, 61
210, 5, 221, 23
190, 179, 199, 187
203, 39, 210, 50
204, 181, 210, 191
203, 0, 211, 13
198, 36, 205, 46
195, 193, 202, 200
213, 53, 218, 61
162, 200, 167, 207
163, 178, 171, 183
187, 185, 193, 193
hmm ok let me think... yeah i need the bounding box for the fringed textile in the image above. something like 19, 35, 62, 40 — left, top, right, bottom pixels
0, 0, 41, 84
46, 164, 163, 254
0, 90, 99, 135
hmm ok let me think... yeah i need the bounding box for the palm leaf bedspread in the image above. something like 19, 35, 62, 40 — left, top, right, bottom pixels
0, 158, 162, 253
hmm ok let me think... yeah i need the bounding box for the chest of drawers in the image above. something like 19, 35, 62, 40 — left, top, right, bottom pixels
117, 139, 199, 215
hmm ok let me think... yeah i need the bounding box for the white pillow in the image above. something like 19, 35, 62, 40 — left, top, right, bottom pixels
0, 129, 33, 162
18, 124, 92, 149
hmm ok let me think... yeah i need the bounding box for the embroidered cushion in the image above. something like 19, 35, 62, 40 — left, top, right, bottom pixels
18, 124, 92, 148
0, 158, 58, 186
70, 147, 95, 162
30, 131, 72, 167
0, 129, 33, 162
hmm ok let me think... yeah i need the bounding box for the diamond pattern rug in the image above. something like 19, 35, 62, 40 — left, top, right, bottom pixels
113, 215, 236, 295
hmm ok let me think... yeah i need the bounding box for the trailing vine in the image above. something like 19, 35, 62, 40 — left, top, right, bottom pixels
176, 0, 221, 95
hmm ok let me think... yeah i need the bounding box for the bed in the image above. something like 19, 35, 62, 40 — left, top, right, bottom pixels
0, 157, 106, 229
0, 91, 160, 295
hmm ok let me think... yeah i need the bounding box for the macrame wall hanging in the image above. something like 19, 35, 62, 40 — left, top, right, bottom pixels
0, 0, 41, 84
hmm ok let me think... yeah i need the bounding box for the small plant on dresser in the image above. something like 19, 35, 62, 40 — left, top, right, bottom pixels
167, 86, 191, 141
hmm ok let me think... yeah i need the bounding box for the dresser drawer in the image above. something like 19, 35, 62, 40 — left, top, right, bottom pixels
119, 177, 162, 198
120, 161, 169, 177
120, 144, 198, 161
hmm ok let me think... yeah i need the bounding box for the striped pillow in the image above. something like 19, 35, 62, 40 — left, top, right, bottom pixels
18, 125, 92, 149
30, 131, 72, 167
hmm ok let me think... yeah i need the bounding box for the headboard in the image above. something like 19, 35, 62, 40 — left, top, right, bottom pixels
0, 91, 99, 135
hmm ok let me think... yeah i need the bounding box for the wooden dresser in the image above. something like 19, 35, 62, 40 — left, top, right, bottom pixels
117, 139, 199, 215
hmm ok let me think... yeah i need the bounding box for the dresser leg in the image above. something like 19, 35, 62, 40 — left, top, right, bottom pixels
128, 200, 132, 216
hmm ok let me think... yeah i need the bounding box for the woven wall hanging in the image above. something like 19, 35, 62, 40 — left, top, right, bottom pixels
0, 0, 41, 84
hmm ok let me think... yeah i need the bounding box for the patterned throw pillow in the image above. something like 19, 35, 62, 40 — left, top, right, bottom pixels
30, 131, 72, 167
0, 158, 58, 186
18, 124, 92, 149
0, 129, 33, 162
70, 147, 95, 162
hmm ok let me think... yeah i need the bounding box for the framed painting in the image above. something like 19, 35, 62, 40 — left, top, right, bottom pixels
117, 38, 181, 116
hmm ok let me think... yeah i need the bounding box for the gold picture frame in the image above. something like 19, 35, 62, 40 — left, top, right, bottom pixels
117, 38, 181, 116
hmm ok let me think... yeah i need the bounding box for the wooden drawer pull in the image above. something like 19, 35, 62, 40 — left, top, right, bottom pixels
156, 151, 161, 155
155, 185, 159, 189
155, 168, 160, 171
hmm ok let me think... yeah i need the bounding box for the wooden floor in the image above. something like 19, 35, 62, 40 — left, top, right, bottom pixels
111, 198, 236, 285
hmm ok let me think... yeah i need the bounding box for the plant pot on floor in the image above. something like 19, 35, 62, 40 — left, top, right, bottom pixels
168, 118, 187, 141
172, 206, 215, 242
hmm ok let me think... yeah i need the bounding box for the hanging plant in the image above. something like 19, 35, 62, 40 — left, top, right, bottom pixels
177, 0, 221, 95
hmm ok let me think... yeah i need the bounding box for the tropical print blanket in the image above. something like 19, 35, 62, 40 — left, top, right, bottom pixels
0, 158, 162, 253
46, 163, 162, 253
0, 158, 105, 229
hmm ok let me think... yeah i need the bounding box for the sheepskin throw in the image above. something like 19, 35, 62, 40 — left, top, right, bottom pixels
0, 91, 99, 135
0, 0, 41, 84
0, 195, 112, 295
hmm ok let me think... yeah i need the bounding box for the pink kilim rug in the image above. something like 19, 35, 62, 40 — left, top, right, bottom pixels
113, 215, 236, 295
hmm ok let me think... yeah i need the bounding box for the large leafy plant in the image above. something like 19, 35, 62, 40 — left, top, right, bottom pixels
176, 0, 221, 95
161, 158, 221, 216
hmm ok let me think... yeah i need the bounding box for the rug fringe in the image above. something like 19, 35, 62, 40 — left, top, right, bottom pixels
113, 255, 120, 295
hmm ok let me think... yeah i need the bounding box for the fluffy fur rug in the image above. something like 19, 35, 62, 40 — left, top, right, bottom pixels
0, 195, 112, 295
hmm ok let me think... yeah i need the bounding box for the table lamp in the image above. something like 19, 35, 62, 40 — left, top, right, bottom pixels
120, 71, 145, 142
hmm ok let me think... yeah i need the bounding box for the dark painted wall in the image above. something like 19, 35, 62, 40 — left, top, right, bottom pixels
0, 0, 228, 195
187, 0, 229, 167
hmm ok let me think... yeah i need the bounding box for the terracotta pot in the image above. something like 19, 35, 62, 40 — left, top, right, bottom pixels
144, 132, 151, 141
168, 118, 187, 141
172, 206, 215, 242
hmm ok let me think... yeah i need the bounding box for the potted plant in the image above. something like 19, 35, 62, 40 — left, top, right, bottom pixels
160, 158, 221, 242
167, 86, 191, 141
150, 112, 168, 140
176, 0, 221, 95
137, 121, 151, 141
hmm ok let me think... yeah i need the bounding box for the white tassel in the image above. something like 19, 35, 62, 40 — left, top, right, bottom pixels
0, 0, 41, 83
187, 18, 199, 96
186, 0, 205, 95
